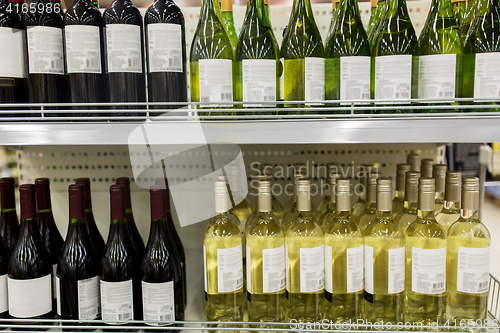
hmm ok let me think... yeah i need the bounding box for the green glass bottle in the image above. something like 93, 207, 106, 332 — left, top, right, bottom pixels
367, 0, 385, 44
235, 0, 279, 109
453, 0, 468, 26
325, 0, 341, 48
263, 0, 279, 48
325, 0, 371, 107
460, 0, 477, 41
371, 0, 418, 111
418, 0, 463, 107
367, 0, 378, 36
221, 0, 238, 50
280, 0, 325, 108
190, 0, 234, 110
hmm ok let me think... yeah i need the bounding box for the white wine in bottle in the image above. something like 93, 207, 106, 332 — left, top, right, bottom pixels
283, 163, 308, 216
407, 153, 420, 172
447, 177, 491, 323
364, 177, 405, 323
285, 179, 324, 322
318, 171, 340, 232
246, 179, 285, 324
324, 178, 363, 323
433, 164, 447, 213
394, 171, 419, 230
405, 178, 447, 324
204, 181, 244, 323
435, 171, 461, 233
392, 164, 411, 218
316, 163, 339, 217
356, 172, 380, 233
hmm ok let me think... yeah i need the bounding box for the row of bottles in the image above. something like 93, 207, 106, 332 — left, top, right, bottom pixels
0, 177, 186, 326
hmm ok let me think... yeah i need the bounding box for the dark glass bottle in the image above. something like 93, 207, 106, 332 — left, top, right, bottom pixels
115, 177, 144, 257
100, 185, 142, 324
57, 184, 100, 324
35, 178, 63, 315
0, 238, 7, 319
75, 178, 105, 256
141, 186, 184, 330
0, 177, 19, 256
103, 0, 146, 113
8, 184, 53, 323
144, 0, 188, 112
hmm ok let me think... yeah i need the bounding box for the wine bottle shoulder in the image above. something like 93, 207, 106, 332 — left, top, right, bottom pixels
236, 20, 278, 60
141, 239, 178, 283
8, 228, 52, 278
405, 218, 446, 239
0, 4, 24, 29
64, 2, 104, 26
58, 236, 100, 280
23, 4, 64, 28
467, 11, 500, 53
103, 0, 143, 25
144, 0, 184, 25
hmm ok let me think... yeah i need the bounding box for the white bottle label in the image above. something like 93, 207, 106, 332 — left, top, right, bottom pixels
285, 244, 289, 291
347, 245, 364, 293
203, 245, 207, 293
64, 25, 102, 74
299, 245, 325, 293
474, 53, 500, 98
304, 57, 325, 105
142, 280, 175, 324
418, 54, 456, 99
388, 246, 405, 294
8, 275, 52, 318
246, 245, 251, 293
242, 59, 276, 107
217, 245, 243, 293
105, 24, 142, 73
456, 246, 490, 294
324, 244, 333, 293
340, 56, 371, 104
52, 264, 57, 299
100, 279, 134, 323
364, 244, 374, 294
56, 276, 61, 316
262, 245, 286, 293
147, 23, 182, 73
374, 54, 412, 102
0, 27, 27, 78
279, 58, 284, 100
198, 59, 233, 107
0, 274, 7, 313
27, 26, 64, 75
78, 276, 100, 320
411, 247, 446, 294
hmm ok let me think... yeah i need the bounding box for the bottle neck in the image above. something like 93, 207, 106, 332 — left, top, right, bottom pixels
417, 209, 436, 220
395, 190, 405, 200
375, 210, 393, 220
258, 192, 272, 213
0, 185, 15, 211
404, 200, 418, 210
460, 209, 479, 220
430, 0, 455, 17
149, 218, 167, 241
335, 210, 350, 220
297, 190, 311, 212
442, 200, 460, 211
384, 0, 410, 20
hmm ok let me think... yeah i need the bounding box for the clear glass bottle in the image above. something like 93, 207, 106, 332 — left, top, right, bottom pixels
407, 153, 421, 172
394, 171, 420, 230
421, 158, 434, 178
316, 163, 339, 216
393, 164, 411, 218
436, 171, 461, 233
356, 172, 380, 233
433, 164, 447, 213
405, 178, 447, 324
318, 173, 340, 232
324, 178, 363, 323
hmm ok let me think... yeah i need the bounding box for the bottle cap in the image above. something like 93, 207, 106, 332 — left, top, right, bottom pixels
371, 0, 377, 7
293, 163, 308, 178
297, 178, 311, 212
432, 164, 447, 194
150, 185, 166, 221
260, 163, 273, 177
366, 171, 381, 204
336, 178, 351, 212
69, 184, 84, 220
376, 177, 392, 212
445, 171, 462, 203
407, 153, 420, 172
20, 184, 36, 220
258, 180, 272, 213
405, 171, 420, 203
214, 181, 231, 213
110, 185, 125, 220
76, 178, 93, 210
0, 177, 16, 209
328, 172, 341, 203
421, 159, 434, 178
35, 178, 52, 211
396, 164, 411, 192
462, 177, 479, 211
221, 0, 233, 13
116, 177, 132, 209
418, 178, 435, 211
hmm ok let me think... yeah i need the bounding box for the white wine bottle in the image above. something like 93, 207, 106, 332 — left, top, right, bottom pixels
394, 171, 419, 230
260, 164, 284, 220
324, 178, 363, 323
351, 164, 374, 222
447, 177, 490, 323
204, 181, 244, 323
356, 172, 380, 233
435, 171, 461, 233
433, 164, 447, 213
364, 177, 405, 323
316, 163, 339, 217
405, 178, 446, 324
318, 172, 341, 232
407, 153, 421, 172
392, 164, 411, 218
285, 179, 324, 322
421, 158, 434, 178
246, 179, 285, 324
284, 163, 308, 216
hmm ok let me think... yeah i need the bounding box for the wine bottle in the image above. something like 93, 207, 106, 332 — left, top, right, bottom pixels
56, 184, 100, 323
324, 0, 340, 57
8, 184, 53, 321
221, 0, 237, 49
367, 0, 378, 36
318, 172, 340, 232
436, 171, 461, 233
368, 0, 386, 44
189, 0, 233, 109
283, 163, 307, 215
103, 0, 146, 111
0, 0, 28, 105
75, 178, 106, 256
371, 0, 418, 109
246, 179, 285, 324
101, 185, 142, 324
0, 177, 19, 255
282, 175, 307, 233
234, 0, 279, 109
460, 0, 476, 41
256, 165, 284, 221
392, 164, 411, 218
141, 186, 185, 328
447, 177, 490, 322
421, 158, 434, 178
316, 163, 339, 217
0, 235, 7, 319
280, 0, 325, 107
363, 177, 404, 323
35, 178, 63, 315
325, 0, 371, 106
394, 171, 419, 230
407, 153, 421, 172
285, 178, 324, 322
356, 172, 380, 233
453, 0, 467, 26
204, 181, 244, 323
433, 164, 447, 213
405, 178, 446, 324
144, 0, 188, 110
116, 177, 145, 257
24, 0, 68, 105
351, 164, 373, 222
263, 0, 278, 47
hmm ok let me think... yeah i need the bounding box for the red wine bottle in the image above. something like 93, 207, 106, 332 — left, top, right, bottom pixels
57, 184, 100, 324
35, 178, 63, 315
144, 0, 187, 112
101, 185, 142, 324
0, 177, 19, 256
0, 233, 8, 319
76, 178, 105, 256
8, 184, 53, 322
141, 186, 184, 330
115, 177, 144, 257
103, 0, 146, 114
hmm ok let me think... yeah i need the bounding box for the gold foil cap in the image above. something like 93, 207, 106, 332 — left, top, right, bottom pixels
421, 159, 434, 178
258, 180, 272, 212
396, 164, 411, 192
418, 178, 435, 211
297, 178, 311, 211
221, 0, 233, 12
336, 178, 351, 212
328, 172, 341, 203
462, 177, 479, 210
371, 0, 377, 7
405, 171, 420, 203
433, 164, 447, 193
366, 172, 381, 204
445, 171, 462, 203
376, 177, 392, 212
407, 153, 421, 172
